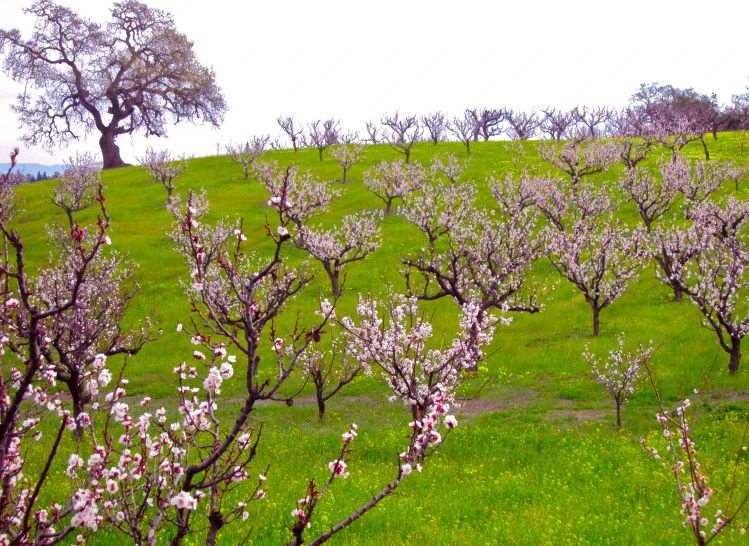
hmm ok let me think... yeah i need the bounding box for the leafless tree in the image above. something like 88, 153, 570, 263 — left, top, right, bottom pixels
448, 114, 477, 155
277, 116, 306, 152
308, 119, 341, 162
572, 106, 614, 138
421, 111, 448, 145
464, 108, 504, 141
269, 136, 287, 151
381, 112, 422, 163
338, 129, 361, 144
365, 120, 382, 144
0, 1, 226, 169
540, 107, 575, 143
505, 109, 541, 140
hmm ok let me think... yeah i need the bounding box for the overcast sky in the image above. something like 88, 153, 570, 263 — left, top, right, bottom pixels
1, 0, 747, 165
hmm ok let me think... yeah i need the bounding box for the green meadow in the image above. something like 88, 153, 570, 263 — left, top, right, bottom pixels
13, 134, 749, 544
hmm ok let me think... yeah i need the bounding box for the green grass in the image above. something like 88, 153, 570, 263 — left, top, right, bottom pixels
12, 133, 749, 544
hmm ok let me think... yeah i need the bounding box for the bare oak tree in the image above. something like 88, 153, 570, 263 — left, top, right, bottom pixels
0, 1, 227, 169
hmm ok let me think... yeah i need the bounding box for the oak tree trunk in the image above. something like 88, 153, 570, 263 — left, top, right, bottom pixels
99, 130, 128, 170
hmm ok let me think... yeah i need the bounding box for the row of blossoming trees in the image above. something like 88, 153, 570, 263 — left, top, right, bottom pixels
3, 119, 749, 544
144, 127, 749, 374
0, 145, 498, 545
246, 83, 749, 166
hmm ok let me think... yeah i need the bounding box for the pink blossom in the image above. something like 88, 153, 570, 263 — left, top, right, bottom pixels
170, 491, 197, 510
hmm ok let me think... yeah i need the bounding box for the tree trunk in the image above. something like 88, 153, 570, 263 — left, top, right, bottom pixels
206, 511, 224, 546
405, 149, 411, 164
66, 375, 86, 441
318, 147, 324, 162
329, 271, 340, 297
167, 187, 173, 206
466, 141, 471, 156
615, 399, 622, 429
243, 165, 250, 181
729, 337, 742, 375
385, 200, 392, 215
673, 285, 683, 302
342, 166, 348, 183
99, 130, 128, 170
316, 386, 326, 420
66, 210, 74, 235
592, 306, 600, 337
323, 263, 341, 297
700, 137, 710, 161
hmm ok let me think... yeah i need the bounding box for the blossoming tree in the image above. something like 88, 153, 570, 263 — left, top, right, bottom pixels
139, 148, 190, 206
300, 211, 383, 297
364, 160, 426, 214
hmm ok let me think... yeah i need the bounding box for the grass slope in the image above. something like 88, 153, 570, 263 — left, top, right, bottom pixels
13, 134, 749, 545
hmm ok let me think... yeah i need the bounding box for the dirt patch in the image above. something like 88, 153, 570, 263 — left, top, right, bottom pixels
458, 391, 539, 415
545, 409, 608, 422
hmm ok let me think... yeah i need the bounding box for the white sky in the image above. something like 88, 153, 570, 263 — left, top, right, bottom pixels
1, 0, 748, 165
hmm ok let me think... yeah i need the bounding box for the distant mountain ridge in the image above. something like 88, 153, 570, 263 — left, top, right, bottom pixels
0, 162, 67, 179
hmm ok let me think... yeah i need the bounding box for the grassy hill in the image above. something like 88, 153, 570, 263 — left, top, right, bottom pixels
12, 134, 749, 544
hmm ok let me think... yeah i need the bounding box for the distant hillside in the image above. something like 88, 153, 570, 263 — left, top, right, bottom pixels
0, 162, 66, 179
